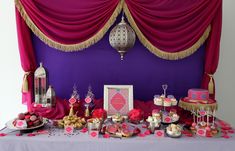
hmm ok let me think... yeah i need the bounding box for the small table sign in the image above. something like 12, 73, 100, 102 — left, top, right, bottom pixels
155, 130, 165, 138
197, 128, 206, 137
64, 126, 74, 135
15, 120, 27, 128
89, 130, 99, 138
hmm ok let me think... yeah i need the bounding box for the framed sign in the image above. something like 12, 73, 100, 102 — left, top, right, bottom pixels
104, 85, 133, 116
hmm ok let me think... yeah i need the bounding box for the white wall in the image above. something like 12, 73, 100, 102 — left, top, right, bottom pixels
0, 1, 26, 128
0, 1, 234, 128
215, 0, 235, 127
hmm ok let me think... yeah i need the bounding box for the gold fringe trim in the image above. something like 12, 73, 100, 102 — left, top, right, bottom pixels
15, 0, 124, 51
179, 99, 218, 111
123, 2, 211, 60
22, 72, 31, 93
208, 74, 214, 94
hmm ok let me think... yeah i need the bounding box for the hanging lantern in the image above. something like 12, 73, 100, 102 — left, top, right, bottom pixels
34, 62, 47, 106
109, 15, 136, 60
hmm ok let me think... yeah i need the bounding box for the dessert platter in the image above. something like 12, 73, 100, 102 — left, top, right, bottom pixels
153, 85, 180, 125
6, 111, 46, 131
161, 109, 180, 124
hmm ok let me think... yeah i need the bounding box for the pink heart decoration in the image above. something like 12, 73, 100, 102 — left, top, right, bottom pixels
85, 97, 92, 104
222, 135, 230, 139
144, 130, 151, 135
90, 131, 97, 137
137, 133, 146, 137
66, 127, 72, 133
69, 97, 76, 104
110, 93, 126, 111
0, 133, 7, 137
103, 134, 110, 138
186, 133, 193, 137
27, 133, 36, 137
15, 133, 22, 136
80, 128, 88, 133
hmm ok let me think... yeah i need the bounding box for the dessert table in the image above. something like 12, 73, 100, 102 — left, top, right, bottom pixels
0, 123, 234, 151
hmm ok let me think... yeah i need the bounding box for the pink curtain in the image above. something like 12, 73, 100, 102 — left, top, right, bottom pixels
202, 3, 222, 99
16, 8, 37, 111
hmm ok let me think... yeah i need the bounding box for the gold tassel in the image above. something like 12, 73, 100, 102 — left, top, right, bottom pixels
69, 105, 74, 116
208, 74, 214, 94
22, 72, 30, 93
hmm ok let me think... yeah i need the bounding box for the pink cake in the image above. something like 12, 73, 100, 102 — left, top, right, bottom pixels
183, 89, 216, 104
188, 89, 209, 101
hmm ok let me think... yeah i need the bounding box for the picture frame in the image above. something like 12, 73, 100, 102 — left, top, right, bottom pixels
103, 85, 133, 116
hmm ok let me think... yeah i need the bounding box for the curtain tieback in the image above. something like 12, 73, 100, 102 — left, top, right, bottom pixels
22, 71, 31, 93
206, 73, 214, 94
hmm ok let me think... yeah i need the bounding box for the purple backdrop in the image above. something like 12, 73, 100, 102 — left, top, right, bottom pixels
32, 25, 205, 101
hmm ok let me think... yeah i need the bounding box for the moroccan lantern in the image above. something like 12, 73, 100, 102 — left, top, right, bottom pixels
45, 85, 56, 107
34, 62, 47, 105
109, 15, 136, 60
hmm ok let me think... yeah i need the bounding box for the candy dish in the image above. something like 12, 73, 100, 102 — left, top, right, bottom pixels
165, 124, 182, 138
111, 113, 125, 123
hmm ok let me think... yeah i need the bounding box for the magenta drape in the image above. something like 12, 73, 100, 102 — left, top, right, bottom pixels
202, 2, 222, 99
125, 0, 221, 52
18, 0, 120, 44
16, 8, 37, 111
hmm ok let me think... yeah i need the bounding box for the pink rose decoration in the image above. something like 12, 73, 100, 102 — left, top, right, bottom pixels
128, 109, 144, 123
92, 109, 107, 120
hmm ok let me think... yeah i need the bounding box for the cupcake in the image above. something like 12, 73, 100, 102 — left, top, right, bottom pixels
163, 98, 172, 107
154, 95, 163, 106
171, 98, 178, 106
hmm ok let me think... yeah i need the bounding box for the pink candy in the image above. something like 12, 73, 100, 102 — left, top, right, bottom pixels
192, 122, 197, 127
103, 134, 110, 138
205, 127, 211, 131
0, 133, 7, 137
27, 133, 36, 137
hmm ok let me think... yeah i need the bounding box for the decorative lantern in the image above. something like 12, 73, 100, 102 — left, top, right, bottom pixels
34, 62, 47, 105
109, 15, 136, 60
45, 85, 56, 107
